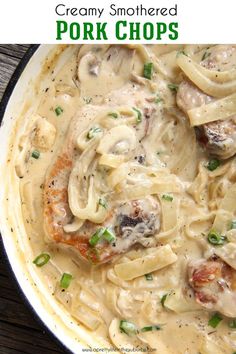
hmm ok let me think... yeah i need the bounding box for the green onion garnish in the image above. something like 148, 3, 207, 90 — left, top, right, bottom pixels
145, 273, 153, 281
32, 150, 40, 159
155, 95, 163, 104
89, 227, 116, 247
141, 325, 162, 332
108, 112, 118, 119
162, 194, 173, 202
102, 228, 116, 243
208, 313, 222, 328
161, 294, 168, 307
229, 319, 236, 329
202, 51, 211, 61
230, 220, 236, 230
143, 62, 154, 80
207, 230, 227, 246
87, 127, 102, 140
207, 158, 220, 171
89, 228, 106, 247
60, 273, 72, 289
119, 320, 137, 335
55, 106, 63, 116
33, 253, 50, 267
133, 107, 142, 124
168, 83, 179, 92
98, 197, 107, 209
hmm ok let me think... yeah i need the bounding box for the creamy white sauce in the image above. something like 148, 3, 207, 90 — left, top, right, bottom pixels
8, 44, 236, 353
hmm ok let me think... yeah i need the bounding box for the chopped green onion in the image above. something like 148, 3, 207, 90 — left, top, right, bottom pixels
229, 319, 236, 329
87, 127, 102, 140
32, 150, 40, 159
119, 320, 137, 335
89, 227, 116, 247
55, 106, 63, 116
89, 228, 106, 247
202, 51, 211, 61
33, 253, 50, 267
98, 197, 107, 209
168, 83, 179, 92
207, 230, 221, 244
155, 95, 163, 104
161, 294, 168, 307
162, 194, 173, 202
60, 273, 72, 289
145, 273, 153, 281
207, 158, 220, 171
141, 325, 162, 332
230, 220, 236, 230
143, 62, 154, 80
132, 107, 142, 124
207, 230, 227, 246
208, 313, 222, 328
103, 228, 116, 243
108, 112, 118, 119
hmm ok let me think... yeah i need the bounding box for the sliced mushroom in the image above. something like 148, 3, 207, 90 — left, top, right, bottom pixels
115, 197, 160, 248
77, 45, 135, 99
96, 125, 137, 162
33, 117, 56, 151
15, 115, 56, 177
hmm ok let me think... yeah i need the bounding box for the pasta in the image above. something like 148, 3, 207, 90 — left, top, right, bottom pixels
13, 44, 236, 353
177, 52, 236, 97
188, 92, 236, 126
114, 245, 177, 281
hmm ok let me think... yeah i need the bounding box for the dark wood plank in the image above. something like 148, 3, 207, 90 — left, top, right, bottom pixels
0, 346, 22, 354
0, 54, 20, 99
0, 44, 30, 101
0, 320, 63, 354
0, 45, 66, 354
0, 45, 30, 60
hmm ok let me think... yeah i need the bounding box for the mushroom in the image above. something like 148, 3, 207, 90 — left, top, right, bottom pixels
96, 125, 137, 166
15, 115, 56, 177
33, 117, 56, 151
77, 45, 135, 99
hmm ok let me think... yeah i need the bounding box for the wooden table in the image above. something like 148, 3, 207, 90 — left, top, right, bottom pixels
0, 45, 65, 354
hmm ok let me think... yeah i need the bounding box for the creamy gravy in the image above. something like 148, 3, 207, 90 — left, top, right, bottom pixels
11, 45, 236, 353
